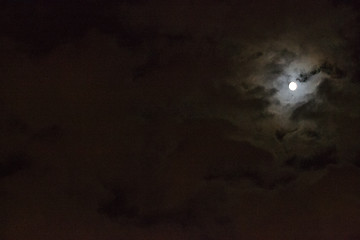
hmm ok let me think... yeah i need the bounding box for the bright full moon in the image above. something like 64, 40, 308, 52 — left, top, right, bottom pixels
289, 81, 297, 91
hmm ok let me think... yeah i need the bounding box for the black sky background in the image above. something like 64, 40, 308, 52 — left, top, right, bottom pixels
1, 0, 360, 239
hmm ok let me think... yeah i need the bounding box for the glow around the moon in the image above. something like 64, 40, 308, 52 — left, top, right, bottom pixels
289, 81, 297, 91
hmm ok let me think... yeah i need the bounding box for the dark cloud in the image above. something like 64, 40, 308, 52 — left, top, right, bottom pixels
32, 124, 62, 142
297, 61, 346, 83
290, 99, 324, 121
285, 146, 337, 171
98, 187, 138, 220
205, 169, 297, 190
0, 115, 28, 136
275, 129, 287, 142
0, 152, 31, 178
301, 129, 321, 140
0, 0, 120, 54
355, 152, 360, 168
275, 127, 298, 142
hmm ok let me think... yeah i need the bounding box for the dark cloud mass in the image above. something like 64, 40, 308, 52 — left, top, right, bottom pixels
1, 0, 360, 239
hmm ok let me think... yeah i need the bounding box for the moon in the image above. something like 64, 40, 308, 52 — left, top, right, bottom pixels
289, 81, 297, 91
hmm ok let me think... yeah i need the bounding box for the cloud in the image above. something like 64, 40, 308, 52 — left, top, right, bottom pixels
290, 99, 325, 121
296, 62, 346, 83
98, 187, 138, 220
32, 124, 62, 143
1, 0, 360, 239
285, 146, 337, 171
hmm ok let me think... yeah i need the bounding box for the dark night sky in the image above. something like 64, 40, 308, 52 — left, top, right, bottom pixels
1, 0, 360, 239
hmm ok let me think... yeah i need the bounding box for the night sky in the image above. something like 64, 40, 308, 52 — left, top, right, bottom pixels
1, 0, 360, 239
